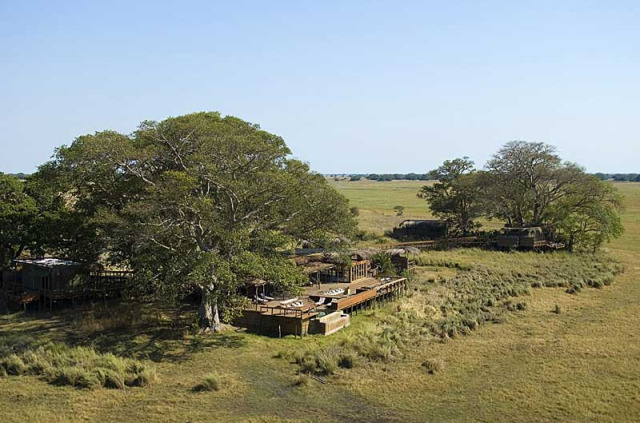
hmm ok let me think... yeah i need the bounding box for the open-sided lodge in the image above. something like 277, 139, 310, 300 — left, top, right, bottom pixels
234, 253, 408, 337
0, 258, 132, 311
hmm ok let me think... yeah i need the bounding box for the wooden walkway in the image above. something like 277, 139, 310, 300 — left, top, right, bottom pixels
379, 236, 485, 250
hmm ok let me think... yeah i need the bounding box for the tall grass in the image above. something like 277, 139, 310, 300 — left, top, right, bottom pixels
0, 341, 157, 389
289, 249, 622, 376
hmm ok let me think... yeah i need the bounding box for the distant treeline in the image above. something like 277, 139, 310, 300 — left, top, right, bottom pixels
340, 173, 640, 182
594, 173, 640, 182
347, 173, 430, 181
6, 172, 640, 182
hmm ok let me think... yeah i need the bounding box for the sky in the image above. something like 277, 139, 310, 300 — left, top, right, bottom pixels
1, 0, 638, 174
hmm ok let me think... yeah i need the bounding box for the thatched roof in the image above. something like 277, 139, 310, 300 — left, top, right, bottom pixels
244, 278, 268, 286
385, 246, 420, 256
300, 262, 335, 274
351, 249, 373, 260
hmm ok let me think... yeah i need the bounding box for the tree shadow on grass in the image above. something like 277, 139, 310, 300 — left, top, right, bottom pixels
0, 302, 247, 364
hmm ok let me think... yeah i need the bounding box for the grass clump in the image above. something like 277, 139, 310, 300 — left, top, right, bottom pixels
295, 350, 338, 375
0, 342, 157, 390
3, 354, 27, 376
194, 372, 223, 392
292, 373, 310, 387
422, 358, 444, 374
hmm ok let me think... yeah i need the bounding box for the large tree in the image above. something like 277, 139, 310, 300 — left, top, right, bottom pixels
46, 112, 356, 331
419, 157, 483, 236
480, 141, 623, 250
482, 141, 586, 227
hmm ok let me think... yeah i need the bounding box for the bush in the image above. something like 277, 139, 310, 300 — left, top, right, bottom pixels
371, 252, 396, 276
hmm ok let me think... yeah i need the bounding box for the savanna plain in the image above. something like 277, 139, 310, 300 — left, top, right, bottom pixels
1, 180, 639, 423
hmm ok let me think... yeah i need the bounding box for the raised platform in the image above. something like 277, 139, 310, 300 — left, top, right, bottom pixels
235, 276, 407, 337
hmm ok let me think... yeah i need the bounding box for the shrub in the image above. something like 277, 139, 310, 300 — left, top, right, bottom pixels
371, 252, 396, 276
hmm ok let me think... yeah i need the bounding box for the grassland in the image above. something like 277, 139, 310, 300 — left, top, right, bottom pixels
1, 181, 639, 422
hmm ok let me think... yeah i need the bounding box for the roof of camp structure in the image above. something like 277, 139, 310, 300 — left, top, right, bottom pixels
300, 262, 336, 274
398, 219, 446, 228
13, 258, 80, 268
244, 278, 268, 286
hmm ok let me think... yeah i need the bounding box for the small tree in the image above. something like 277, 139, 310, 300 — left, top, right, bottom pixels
393, 205, 405, 216
419, 158, 482, 236
371, 252, 395, 276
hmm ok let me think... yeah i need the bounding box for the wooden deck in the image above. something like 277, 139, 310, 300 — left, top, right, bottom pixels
235, 276, 407, 336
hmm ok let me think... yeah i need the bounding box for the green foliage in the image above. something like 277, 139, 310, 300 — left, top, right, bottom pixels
419, 157, 483, 236
553, 176, 624, 252
43, 112, 357, 330
371, 252, 396, 276
424, 142, 624, 251
0, 173, 38, 267
393, 205, 405, 216
480, 141, 624, 252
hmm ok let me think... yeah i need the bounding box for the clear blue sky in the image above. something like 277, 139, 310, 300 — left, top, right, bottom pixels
1, 1, 638, 174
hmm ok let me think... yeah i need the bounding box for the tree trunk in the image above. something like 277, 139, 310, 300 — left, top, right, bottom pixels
199, 288, 221, 333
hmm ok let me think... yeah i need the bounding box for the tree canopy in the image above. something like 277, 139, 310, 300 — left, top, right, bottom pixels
424, 142, 623, 251
42, 112, 356, 331
419, 157, 483, 236
0, 173, 37, 267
